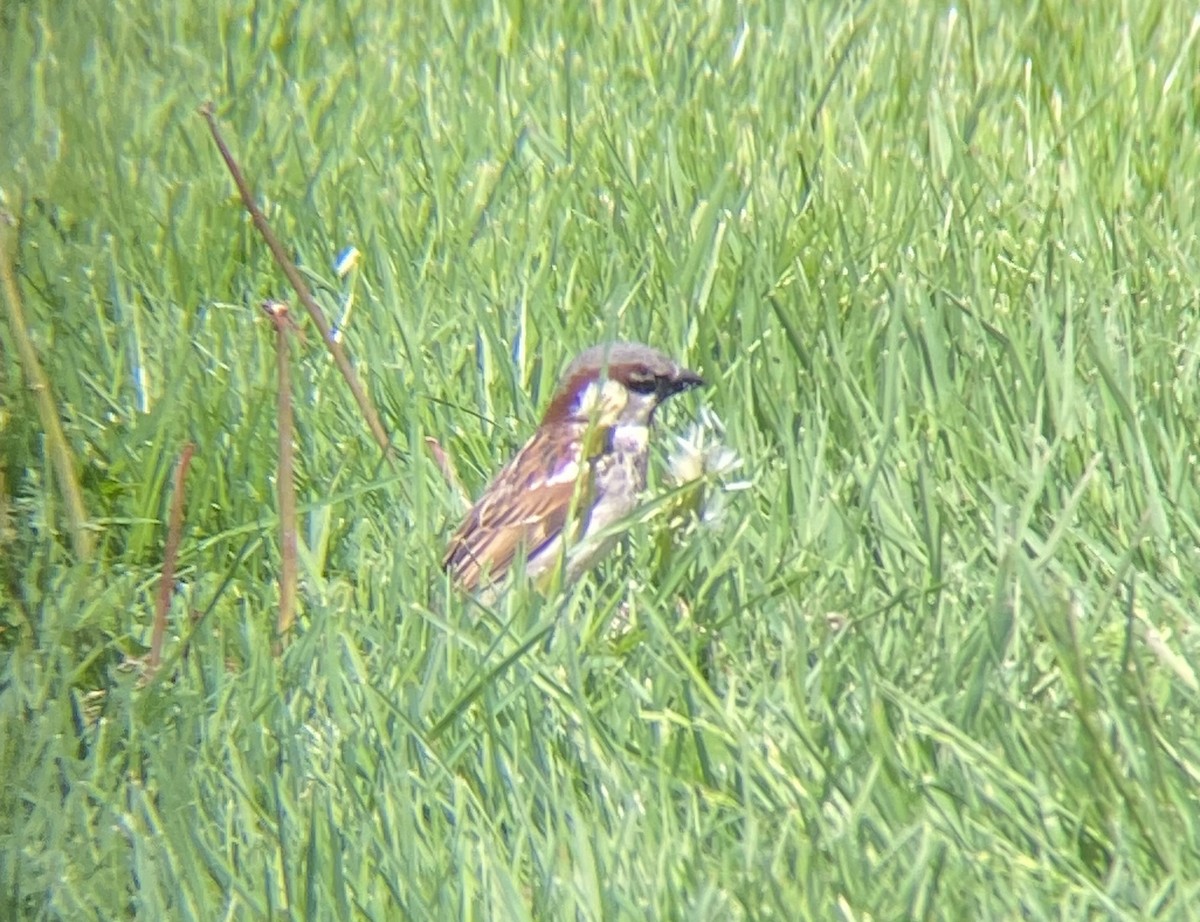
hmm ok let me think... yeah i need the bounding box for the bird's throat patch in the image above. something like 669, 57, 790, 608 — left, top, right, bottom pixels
575, 378, 629, 426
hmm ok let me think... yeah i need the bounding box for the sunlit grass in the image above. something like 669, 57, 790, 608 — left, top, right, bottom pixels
3, 0, 1200, 918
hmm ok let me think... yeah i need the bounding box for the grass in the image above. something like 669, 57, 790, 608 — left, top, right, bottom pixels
3, 0, 1200, 917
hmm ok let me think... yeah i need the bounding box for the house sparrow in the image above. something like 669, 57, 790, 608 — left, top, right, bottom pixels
443, 342, 705, 594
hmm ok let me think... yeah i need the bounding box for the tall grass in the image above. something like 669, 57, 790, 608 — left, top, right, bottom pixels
3, 0, 1199, 918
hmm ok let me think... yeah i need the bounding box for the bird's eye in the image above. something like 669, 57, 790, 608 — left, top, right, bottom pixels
625, 371, 659, 394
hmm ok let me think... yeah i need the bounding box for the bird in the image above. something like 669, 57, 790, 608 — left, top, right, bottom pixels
443, 342, 705, 595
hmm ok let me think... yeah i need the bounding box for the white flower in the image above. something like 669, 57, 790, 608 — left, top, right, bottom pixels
666, 407, 751, 525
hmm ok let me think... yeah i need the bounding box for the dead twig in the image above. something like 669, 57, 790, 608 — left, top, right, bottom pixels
263, 300, 299, 646
0, 208, 94, 561
146, 442, 196, 679
424, 436, 470, 509
199, 102, 395, 465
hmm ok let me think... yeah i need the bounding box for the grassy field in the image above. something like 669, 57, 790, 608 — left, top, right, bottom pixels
4, 0, 1200, 918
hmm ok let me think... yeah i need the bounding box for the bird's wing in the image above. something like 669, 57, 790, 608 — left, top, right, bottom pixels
443, 431, 593, 592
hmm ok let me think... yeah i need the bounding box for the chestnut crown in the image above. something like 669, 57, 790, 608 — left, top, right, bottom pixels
541, 342, 704, 426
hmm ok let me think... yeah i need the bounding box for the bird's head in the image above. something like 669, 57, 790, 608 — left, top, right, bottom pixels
541, 342, 705, 430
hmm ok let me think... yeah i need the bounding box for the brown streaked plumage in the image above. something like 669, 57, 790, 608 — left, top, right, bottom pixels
443, 342, 704, 594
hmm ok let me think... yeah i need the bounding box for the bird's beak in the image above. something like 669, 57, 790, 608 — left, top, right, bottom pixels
665, 367, 705, 397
